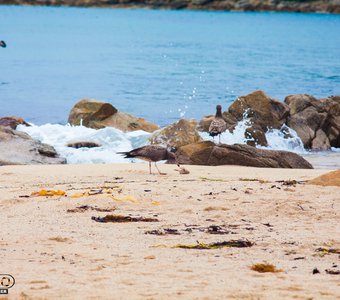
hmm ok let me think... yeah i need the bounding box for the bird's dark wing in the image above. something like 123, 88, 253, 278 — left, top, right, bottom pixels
209, 118, 227, 135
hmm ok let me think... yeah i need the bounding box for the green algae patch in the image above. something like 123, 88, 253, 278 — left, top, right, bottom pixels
251, 264, 283, 273
199, 176, 225, 182
315, 247, 340, 257
91, 215, 159, 223
173, 240, 253, 250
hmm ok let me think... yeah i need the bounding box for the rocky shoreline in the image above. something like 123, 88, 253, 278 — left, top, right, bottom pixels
1, 90, 339, 168
1, 0, 340, 14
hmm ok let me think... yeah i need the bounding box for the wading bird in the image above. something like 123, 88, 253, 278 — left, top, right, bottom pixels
209, 104, 227, 143
118, 145, 178, 175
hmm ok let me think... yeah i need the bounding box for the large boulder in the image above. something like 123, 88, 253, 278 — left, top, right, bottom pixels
0, 116, 30, 130
150, 119, 202, 149
68, 99, 159, 133
228, 90, 290, 131
176, 141, 313, 169
0, 127, 66, 165
68, 99, 117, 128
285, 94, 340, 150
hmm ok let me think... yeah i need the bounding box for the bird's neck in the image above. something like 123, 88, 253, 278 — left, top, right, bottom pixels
216, 110, 223, 118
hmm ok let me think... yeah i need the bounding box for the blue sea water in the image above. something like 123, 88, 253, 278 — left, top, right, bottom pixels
1, 6, 340, 126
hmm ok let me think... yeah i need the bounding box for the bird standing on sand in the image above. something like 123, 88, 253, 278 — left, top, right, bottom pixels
0, 41, 6, 48
118, 145, 178, 175
209, 104, 227, 143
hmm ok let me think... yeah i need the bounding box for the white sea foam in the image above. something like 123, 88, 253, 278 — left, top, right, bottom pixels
260, 125, 306, 154
200, 114, 306, 153
17, 123, 151, 164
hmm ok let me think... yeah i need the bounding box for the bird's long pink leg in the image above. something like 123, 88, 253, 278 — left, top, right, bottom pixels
155, 162, 166, 175
149, 162, 152, 174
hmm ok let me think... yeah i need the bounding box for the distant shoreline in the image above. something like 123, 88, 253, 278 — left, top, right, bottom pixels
1, 0, 340, 14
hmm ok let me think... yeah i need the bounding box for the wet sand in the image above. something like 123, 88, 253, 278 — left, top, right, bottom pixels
0, 163, 339, 299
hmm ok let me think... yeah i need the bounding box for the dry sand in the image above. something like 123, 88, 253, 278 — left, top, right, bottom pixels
0, 163, 339, 299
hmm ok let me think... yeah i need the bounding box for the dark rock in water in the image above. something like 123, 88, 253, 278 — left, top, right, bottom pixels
285, 94, 340, 150
150, 119, 202, 149
0, 127, 66, 165
68, 98, 159, 133
0, 116, 30, 130
67, 141, 101, 149
176, 141, 313, 169
244, 124, 268, 147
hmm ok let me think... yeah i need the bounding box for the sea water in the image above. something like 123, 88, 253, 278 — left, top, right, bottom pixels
1, 6, 340, 125
2, 6, 340, 167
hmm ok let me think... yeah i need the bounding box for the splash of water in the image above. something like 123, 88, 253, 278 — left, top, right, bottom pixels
17, 123, 151, 164
200, 111, 306, 153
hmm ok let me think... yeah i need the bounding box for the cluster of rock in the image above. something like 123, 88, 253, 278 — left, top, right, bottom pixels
1, 90, 339, 168
198, 90, 340, 151
0, 117, 66, 165
66, 97, 314, 169
2, 0, 340, 14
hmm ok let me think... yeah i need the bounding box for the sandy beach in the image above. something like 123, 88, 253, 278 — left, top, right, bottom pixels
0, 163, 339, 299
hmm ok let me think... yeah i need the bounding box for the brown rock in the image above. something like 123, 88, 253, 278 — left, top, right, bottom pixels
197, 115, 214, 132
228, 90, 290, 131
244, 125, 268, 147
285, 94, 340, 150
68, 99, 117, 128
176, 141, 313, 169
0, 127, 66, 165
0, 116, 30, 129
68, 99, 159, 133
99, 111, 159, 133
150, 119, 202, 149
308, 170, 340, 187
285, 94, 319, 115
311, 129, 330, 150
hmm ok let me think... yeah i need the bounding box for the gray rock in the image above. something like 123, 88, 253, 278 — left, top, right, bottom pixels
285, 94, 340, 150
0, 127, 66, 165
0, 116, 30, 130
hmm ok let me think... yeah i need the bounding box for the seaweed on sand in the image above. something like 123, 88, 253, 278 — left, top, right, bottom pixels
251, 263, 283, 273
91, 215, 159, 223
173, 240, 253, 250
145, 228, 180, 235
67, 205, 116, 213
325, 269, 340, 275
315, 247, 340, 255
